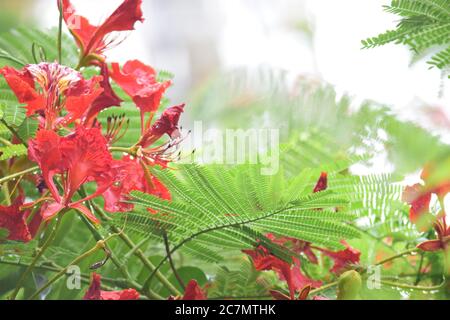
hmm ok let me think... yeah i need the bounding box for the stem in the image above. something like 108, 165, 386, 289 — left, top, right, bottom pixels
0, 136, 13, 146
57, 0, 63, 64
77, 213, 153, 295
163, 231, 185, 290
415, 252, 425, 285
0, 166, 39, 185
2, 182, 11, 206
309, 281, 339, 296
9, 217, 62, 300
0, 54, 26, 66
379, 278, 445, 291
28, 238, 113, 300
0, 259, 117, 291
94, 207, 181, 297
109, 146, 133, 154
141, 206, 298, 293
375, 247, 419, 267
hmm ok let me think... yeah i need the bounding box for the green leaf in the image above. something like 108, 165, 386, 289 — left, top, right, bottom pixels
17, 117, 39, 141
0, 144, 27, 161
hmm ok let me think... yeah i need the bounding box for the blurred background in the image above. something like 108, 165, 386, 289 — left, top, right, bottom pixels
0, 0, 449, 155
1, 1, 447, 104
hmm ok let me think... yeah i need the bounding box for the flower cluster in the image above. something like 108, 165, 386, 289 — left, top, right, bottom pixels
0, 0, 185, 238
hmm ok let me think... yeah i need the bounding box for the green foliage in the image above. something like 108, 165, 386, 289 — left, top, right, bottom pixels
111, 164, 360, 265
362, 0, 450, 72
0, 144, 27, 161
0, 27, 79, 68
208, 258, 272, 298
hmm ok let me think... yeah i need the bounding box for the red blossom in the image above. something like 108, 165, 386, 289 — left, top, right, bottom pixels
421, 163, 450, 199
402, 184, 432, 225
102, 156, 170, 213
417, 211, 449, 252
1, 63, 104, 130
61, 0, 143, 64
84, 273, 139, 300
0, 196, 34, 242
28, 127, 114, 223
313, 172, 328, 193
243, 243, 321, 300
83, 63, 123, 125
139, 104, 185, 148
181, 280, 207, 300
110, 60, 172, 131
318, 241, 361, 274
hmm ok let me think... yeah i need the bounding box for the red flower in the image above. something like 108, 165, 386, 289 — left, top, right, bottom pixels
182, 280, 207, 300
0, 196, 36, 242
28, 127, 113, 223
421, 163, 450, 199
266, 233, 318, 264
402, 184, 432, 225
243, 242, 321, 300
60, 0, 143, 65
313, 172, 328, 193
318, 241, 361, 274
84, 273, 139, 300
139, 104, 185, 148
0, 63, 103, 130
417, 212, 449, 252
83, 63, 123, 125
110, 60, 172, 132
102, 156, 170, 213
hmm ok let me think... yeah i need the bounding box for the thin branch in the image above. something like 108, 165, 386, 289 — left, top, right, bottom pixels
163, 231, 185, 291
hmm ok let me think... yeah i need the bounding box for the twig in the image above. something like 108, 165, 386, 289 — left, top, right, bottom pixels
163, 231, 185, 290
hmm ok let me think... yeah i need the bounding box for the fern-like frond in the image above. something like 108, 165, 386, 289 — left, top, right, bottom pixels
0, 144, 27, 161
110, 164, 360, 265
0, 27, 79, 68
362, 0, 450, 70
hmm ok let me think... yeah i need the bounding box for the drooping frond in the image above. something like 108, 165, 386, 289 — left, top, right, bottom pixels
362, 0, 450, 72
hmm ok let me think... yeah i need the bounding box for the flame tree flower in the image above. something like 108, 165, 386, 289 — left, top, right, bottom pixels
27, 127, 114, 223
60, 0, 144, 67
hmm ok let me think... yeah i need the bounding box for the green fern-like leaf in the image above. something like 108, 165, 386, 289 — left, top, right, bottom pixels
362, 0, 450, 70
110, 164, 360, 265
0, 144, 27, 161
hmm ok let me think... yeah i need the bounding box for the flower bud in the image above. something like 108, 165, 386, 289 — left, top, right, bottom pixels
337, 270, 362, 300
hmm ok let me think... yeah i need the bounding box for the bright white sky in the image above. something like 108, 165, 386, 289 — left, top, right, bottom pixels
36, 0, 449, 118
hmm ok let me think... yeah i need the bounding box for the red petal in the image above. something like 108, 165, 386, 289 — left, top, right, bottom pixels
69, 203, 99, 224
110, 60, 171, 115
313, 172, 328, 193
40, 201, 64, 221
0, 196, 32, 242
60, 127, 112, 201
83, 273, 140, 300
402, 184, 431, 224
28, 130, 65, 202
61, 0, 143, 58
417, 240, 442, 252
141, 104, 185, 147
182, 280, 207, 300
84, 63, 123, 123
0, 66, 43, 116
63, 76, 103, 125
319, 241, 360, 274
